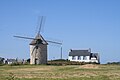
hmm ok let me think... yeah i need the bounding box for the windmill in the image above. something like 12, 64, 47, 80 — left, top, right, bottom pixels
14, 16, 62, 64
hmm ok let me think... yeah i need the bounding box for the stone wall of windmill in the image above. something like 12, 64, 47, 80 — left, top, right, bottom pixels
30, 44, 47, 64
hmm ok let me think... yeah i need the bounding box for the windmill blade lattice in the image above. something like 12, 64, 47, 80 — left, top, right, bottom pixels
37, 16, 46, 34
46, 40, 62, 45
14, 36, 36, 40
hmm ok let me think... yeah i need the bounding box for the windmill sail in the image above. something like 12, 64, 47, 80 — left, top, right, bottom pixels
38, 16, 43, 34
14, 36, 36, 40
37, 16, 46, 35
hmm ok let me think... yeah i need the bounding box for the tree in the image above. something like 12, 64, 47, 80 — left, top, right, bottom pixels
0, 57, 5, 64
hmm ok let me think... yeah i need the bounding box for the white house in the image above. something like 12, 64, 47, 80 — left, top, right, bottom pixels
5, 59, 17, 64
68, 49, 100, 63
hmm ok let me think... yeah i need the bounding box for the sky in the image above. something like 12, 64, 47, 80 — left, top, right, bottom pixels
0, 0, 120, 64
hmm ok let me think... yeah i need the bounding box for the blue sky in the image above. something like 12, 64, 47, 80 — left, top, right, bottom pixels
0, 0, 120, 63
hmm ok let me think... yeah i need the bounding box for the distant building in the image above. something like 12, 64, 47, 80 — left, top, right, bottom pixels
30, 34, 48, 65
5, 59, 17, 64
68, 49, 100, 63
16, 58, 24, 64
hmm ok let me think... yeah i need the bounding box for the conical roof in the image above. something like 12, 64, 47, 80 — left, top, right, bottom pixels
29, 34, 48, 45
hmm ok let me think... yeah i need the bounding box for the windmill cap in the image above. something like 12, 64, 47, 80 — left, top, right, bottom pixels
29, 34, 48, 45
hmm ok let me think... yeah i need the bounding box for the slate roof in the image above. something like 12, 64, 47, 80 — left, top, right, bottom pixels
30, 34, 48, 45
69, 50, 91, 56
6, 59, 16, 62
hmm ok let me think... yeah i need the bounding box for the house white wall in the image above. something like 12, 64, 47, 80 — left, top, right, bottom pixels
68, 56, 99, 63
8, 62, 13, 64
90, 58, 98, 63
68, 56, 90, 62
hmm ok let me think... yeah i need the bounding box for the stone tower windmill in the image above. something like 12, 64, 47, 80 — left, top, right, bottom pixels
29, 34, 48, 64
14, 16, 62, 64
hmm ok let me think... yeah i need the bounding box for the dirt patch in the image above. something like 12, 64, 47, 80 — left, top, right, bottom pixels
80, 64, 99, 69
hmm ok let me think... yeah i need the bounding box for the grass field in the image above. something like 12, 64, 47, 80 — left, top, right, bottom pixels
0, 64, 120, 80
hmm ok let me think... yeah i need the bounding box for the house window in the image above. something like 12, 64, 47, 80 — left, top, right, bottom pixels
78, 56, 81, 60
72, 56, 76, 60
83, 56, 87, 60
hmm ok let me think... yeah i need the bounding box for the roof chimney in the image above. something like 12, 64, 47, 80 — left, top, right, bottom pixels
88, 48, 91, 52
70, 49, 72, 52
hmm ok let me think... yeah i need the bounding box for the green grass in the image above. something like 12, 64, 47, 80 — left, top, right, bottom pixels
0, 64, 120, 80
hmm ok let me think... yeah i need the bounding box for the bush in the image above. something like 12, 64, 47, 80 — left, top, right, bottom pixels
107, 62, 120, 65
48, 60, 87, 65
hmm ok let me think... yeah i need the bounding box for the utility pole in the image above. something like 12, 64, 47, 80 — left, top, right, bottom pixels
61, 45, 62, 59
